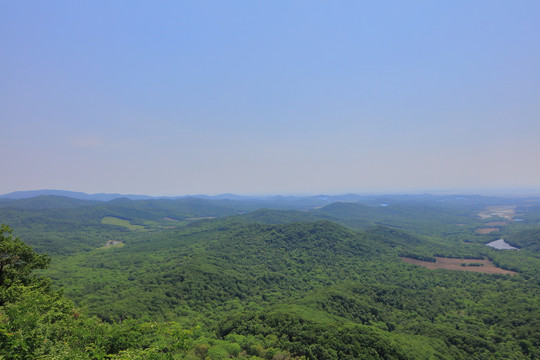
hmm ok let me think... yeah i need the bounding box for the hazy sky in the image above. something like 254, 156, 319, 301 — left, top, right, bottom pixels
2, 1, 539, 196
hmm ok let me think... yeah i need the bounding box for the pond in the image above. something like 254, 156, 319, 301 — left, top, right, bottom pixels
486, 239, 518, 250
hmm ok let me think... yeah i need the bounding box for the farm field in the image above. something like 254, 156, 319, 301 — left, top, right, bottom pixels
400, 256, 518, 275
101, 216, 146, 231
475, 227, 500, 234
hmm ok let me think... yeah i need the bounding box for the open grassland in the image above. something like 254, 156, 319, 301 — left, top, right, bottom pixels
101, 216, 146, 231
477, 206, 516, 220
401, 256, 518, 275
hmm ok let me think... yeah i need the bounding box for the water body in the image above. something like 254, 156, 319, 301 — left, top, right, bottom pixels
486, 239, 518, 250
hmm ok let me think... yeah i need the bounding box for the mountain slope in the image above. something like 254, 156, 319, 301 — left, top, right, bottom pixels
42, 216, 539, 359
0, 195, 100, 209
0, 189, 156, 201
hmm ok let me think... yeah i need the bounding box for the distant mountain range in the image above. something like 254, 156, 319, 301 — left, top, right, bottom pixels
0, 189, 374, 203
2, 189, 539, 211
0, 189, 157, 201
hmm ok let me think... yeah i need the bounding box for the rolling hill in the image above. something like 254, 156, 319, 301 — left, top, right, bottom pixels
1, 192, 539, 359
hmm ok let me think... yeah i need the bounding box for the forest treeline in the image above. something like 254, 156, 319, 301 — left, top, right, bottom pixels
0, 194, 539, 359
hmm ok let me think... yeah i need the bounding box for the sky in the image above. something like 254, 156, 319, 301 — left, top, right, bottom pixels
1, 1, 539, 196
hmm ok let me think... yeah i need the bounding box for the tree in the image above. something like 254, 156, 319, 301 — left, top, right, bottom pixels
0, 224, 50, 294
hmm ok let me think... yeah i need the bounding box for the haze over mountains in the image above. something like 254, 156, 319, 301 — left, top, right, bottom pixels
3, 188, 539, 206
0, 189, 407, 203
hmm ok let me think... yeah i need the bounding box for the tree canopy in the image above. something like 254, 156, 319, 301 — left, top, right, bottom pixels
0, 224, 49, 295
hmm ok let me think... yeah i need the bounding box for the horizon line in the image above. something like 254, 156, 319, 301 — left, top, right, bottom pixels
2, 187, 540, 199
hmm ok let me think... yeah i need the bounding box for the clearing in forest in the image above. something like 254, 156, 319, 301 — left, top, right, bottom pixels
477, 206, 516, 220
186, 216, 216, 220
101, 216, 146, 231
475, 228, 500, 234
401, 256, 517, 275
96, 240, 125, 250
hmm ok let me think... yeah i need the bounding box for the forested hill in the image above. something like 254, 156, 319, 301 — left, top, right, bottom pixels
506, 229, 540, 252
0, 196, 255, 254
0, 195, 101, 209
46, 220, 389, 320
1, 194, 539, 359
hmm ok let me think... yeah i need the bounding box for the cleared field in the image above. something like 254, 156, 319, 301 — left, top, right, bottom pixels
475, 228, 500, 234
186, 216, 216, 220
101, 216, 145, 231
96, 240, 125, 250
485, 221, 509, 226
477, 206, 516, 220
401, 256, 517, 275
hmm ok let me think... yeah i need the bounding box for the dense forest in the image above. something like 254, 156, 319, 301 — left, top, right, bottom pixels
0, 193, 539, 359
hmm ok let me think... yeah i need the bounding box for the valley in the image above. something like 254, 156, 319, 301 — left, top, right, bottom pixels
0, 192, 539, 359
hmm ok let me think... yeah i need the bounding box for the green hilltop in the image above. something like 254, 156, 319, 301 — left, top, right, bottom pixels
0, 193, 539, 359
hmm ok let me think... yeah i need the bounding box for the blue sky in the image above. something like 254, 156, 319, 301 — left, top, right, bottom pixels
1, 1, 539, 196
